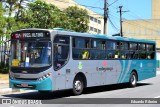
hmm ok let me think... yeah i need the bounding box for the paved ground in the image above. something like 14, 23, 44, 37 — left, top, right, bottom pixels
1, 75, 160, 107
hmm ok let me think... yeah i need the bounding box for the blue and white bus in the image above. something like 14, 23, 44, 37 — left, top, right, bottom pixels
9, 28, 156, 95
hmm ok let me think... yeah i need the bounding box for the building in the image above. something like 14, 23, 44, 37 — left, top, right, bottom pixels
44, 0, 105, 34
152, 0, 160, 19
123, 0, 160, 49
21, 0, 35, 8
123, 19, 160, 49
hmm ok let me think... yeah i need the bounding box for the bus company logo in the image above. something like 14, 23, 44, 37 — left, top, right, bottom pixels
96, 67, 113, 72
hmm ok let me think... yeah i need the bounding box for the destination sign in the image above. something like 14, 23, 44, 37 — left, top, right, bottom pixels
11, 32, 50, 39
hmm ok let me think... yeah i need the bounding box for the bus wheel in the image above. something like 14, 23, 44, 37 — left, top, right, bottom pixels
73, 77, 84, 95
129, 72, 137, 87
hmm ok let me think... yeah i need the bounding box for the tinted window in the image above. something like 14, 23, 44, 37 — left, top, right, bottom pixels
54, 36, 69, 44
53, 36, 70, 70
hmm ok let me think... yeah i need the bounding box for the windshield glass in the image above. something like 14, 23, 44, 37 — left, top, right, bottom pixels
11, 40, 51, 67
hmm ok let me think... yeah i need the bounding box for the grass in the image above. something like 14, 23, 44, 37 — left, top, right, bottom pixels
0, 73, 9, 80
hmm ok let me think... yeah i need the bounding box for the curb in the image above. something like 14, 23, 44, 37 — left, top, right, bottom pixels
0, 81, 9, 84
0, 88, 34, 94
0, 88, 20, 94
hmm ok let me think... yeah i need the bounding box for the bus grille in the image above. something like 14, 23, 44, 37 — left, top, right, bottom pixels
15, 78, 38, 81
14, 84, 36, 89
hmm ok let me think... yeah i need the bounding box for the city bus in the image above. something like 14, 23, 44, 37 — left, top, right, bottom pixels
9, 28, 156, 95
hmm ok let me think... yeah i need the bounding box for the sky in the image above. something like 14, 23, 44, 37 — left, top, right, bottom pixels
75, 0, 152, 35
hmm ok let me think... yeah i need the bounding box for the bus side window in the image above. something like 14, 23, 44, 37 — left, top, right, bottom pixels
130, 43, 138, 59
146, 44, 155, 59
139, 44, 146, 59
106, 41, 115, 59
121, 42, 129, 59
114, 41, 120, 59
72, 37, 90, 60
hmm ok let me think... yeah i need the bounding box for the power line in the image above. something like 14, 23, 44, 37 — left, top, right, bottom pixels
119, 5, 160, 27
108, 16, 119, 32
108, 1, 160, 29
109, 13, 160, 33
108, 0, 119, 7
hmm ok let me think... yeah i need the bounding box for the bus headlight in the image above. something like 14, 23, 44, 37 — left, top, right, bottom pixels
37, 73, 51, 81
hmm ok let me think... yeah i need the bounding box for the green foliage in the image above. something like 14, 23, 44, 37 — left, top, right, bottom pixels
17, 0, 63, 28
0, 62, 9, 74
64, 6, 89, 32
1, 0, 89, 35
17, 0, 89, 32
0, 0, 89, 73
0, 2, 6, 36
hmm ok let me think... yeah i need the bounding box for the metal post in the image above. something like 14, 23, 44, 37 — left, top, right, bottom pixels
119, 6, 123, 37
104, 0, 108, 35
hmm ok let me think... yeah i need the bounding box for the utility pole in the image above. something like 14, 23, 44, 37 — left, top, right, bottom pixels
118, 6, 128, 37
118, 6, 123, 37
104, 0, 108, 35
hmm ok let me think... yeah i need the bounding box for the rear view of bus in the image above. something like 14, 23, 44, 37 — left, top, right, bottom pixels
9, 29, 53, 91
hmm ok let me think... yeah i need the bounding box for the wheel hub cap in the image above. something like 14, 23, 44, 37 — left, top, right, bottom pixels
75, 80, 81, 91
131, 75, 136, 85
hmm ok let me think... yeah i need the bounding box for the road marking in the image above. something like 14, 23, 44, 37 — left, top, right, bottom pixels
154, 96, 160, 98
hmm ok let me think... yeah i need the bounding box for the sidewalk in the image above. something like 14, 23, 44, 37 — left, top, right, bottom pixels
0, 74, 31, 94
157, 68, 160, 75
0, 79, 21, 94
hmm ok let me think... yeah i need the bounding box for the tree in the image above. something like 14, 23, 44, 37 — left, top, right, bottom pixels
18, 0, 89, 32
1, 0, 19, 67
0, 2, 6, 36
0, 2, 6, 63
64, 6, 89, 32
18, 0, 62, 29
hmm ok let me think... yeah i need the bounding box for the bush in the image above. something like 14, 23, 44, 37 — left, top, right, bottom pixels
0, 62, 9, 74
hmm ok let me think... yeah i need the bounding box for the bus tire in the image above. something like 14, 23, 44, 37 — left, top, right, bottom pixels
129, 72, 137, 87
73, 77, 84, 95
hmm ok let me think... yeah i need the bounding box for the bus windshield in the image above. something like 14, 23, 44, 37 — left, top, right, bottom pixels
11, 41, 51, 68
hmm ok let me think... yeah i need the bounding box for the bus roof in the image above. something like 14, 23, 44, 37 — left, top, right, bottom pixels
13, 28, 156, 44
93, 34, 155, 44
55, 29, 155, 44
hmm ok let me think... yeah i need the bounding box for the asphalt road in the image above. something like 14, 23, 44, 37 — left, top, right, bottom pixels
1, 75, 160, 107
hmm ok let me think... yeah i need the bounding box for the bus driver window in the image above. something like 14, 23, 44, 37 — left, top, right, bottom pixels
54, 45, 61, 68
53, 36, 70, 70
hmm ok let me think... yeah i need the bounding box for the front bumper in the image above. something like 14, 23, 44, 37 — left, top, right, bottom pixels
9, 77, 52, 91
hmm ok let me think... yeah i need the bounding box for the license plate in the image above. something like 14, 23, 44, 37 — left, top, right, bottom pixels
21, 84, 28, 87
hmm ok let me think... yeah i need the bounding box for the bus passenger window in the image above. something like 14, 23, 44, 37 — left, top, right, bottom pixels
72, 37, 90, 60
121, 42, 129, 59
130, 43, 138, 59
114, 42, 120, 59
139, 44, 146, 59
146, 44, 155, 59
